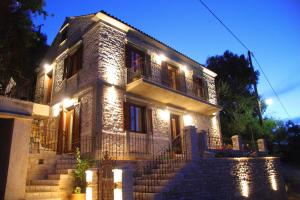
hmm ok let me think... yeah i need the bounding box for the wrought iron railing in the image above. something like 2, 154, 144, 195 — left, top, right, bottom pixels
30, 123, 58, 153
133, 132, 188, 199
127, 64, 212, 104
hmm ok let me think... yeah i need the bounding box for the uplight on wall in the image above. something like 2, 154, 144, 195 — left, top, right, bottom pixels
44, 63, 53, 73
183, 114, 193, 126
62, 98, 76, 109
159, 109, 170, 121
107, 86, 117, 103
107, 65, 117, 85
52, 103, 61, 117
112, 169, 123, 200
265, 159, 278, 191
180, 65, 188, 74
155, 54, 166, 64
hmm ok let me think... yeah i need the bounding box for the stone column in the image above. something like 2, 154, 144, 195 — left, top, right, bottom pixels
199, 130, 208, 155
257, 139, 268, 153
231, 135, 242, 150
121, 164, 134, 200
184, 126, 200, 161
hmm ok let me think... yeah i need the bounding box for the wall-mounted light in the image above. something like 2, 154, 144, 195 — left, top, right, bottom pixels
62, 98, 76, 109
86, 187, 92, 200
112, 169, 123, 200
183, 114, 193, 126
52, 103, 61, 117
107, 86, 117, 103
180, 65, 188, 74
44, 63, 53, 74
159, 109, 170, 121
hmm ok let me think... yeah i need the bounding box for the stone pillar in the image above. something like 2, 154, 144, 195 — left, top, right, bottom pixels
257, 139, 268, 153
121, 164, 134, 200
231, 135, 242, 151
184, 126, 200, 161
199, 130, 208, 155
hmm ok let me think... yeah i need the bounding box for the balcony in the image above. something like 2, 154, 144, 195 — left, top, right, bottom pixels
126, 67, 221, 115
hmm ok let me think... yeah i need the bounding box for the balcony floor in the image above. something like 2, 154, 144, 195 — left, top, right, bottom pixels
126, 79, 221, 115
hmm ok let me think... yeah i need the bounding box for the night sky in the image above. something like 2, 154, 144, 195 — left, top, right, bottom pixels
33, 0, 300, 122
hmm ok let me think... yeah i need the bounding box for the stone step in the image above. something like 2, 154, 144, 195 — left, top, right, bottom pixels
56, 159, 76, 165
139, 172, 177, 180
56, 163, 76, 170
26, 185, 60, 192
134, 185, 164, 193
134, 192, 155, 200
30, 179, 60, 186
47, 174, 71, 180
25, 191, 60, 199
55, 169, 74, 174
135, 179, 169, 186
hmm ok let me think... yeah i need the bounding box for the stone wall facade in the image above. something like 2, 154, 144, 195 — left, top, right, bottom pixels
163, 158, 286, 200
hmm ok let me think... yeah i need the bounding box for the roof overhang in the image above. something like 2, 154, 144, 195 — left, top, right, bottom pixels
126, 79, 221, 115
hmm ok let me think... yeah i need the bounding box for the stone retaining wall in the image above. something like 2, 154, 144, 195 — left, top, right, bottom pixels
163, 157, 287, 200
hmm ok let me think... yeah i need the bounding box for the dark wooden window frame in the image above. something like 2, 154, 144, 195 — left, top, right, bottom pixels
193, 76, 208, 100
63, 45, 83, 80
124, 101, 153, 134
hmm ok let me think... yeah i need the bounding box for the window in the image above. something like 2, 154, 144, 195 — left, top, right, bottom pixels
161, 62, 182, 91
124, 102, 150, 133
63, 46, 83, 79
193, 76, 207, 99
167, 64, 178, 90
60, 26, 68, 43
125, 44, 151, 83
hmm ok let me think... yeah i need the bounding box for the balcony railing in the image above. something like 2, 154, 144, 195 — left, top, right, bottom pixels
127, 65, 209, 103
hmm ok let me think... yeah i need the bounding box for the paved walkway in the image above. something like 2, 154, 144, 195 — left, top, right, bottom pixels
281, 163, 300, 200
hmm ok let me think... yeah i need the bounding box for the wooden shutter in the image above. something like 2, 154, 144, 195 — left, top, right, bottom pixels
161, 61, 169, 86
192, 75, 198, 96
178, 71, 186, 92
72, 103, 81, 151
57, 110, 64, 154
125, 44, 131, 68
77, 45, 83, 71
144, 53, 151, 78
147, 108, 153, 134
123, 102, 130, 131
204, 80, 209, 101
63, 57, 69, 79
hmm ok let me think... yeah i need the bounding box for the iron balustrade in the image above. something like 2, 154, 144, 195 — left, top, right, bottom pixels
133, 131, 188, 200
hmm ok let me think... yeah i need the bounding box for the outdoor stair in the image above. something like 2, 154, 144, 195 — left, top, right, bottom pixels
25, 154, 76, 200
133, 156, 186, 200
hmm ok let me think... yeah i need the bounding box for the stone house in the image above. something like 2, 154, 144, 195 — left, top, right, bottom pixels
18, 10, 286, 200
34, 10, 222, 159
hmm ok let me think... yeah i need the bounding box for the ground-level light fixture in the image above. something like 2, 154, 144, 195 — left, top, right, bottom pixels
85, 170, 93, 200
112, 169, 123, 200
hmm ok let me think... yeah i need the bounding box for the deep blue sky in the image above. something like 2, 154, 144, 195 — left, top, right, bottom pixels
34, 0, 300, 122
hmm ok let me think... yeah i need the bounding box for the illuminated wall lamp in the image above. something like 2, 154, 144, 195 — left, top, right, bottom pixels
62, 98, 76, 109
112, 169, 123, 200
44, 63, 53, 74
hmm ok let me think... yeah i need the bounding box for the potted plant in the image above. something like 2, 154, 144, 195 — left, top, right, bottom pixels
70, 148, 91, 200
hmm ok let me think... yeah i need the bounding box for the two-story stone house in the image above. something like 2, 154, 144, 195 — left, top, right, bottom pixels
34, 11, 222, 160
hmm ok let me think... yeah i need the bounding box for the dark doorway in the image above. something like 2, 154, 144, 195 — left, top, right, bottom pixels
0, 118, 14, 200
170, 114, 182, 154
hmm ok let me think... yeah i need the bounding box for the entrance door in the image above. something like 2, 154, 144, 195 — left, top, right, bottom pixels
170, 114, 182, 154
57, 105, 81, 154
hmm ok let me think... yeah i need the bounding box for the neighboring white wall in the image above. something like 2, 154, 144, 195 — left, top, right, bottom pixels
5, 118, 31, 200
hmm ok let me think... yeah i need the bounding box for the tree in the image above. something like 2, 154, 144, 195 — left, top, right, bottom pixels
0, 0, 48, 99
207, 51, 265, 145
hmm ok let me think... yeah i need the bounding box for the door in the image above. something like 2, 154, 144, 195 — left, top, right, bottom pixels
0, 119, 14, 200
57, 104, 81, 154
170, 114, 182, 154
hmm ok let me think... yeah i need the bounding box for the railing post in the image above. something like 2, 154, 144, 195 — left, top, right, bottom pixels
231, 135, 242, 151
199, 130, 208, 155
184, 126, 200, 161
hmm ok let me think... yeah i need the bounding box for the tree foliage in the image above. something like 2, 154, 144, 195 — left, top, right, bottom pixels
207, 51, 271, 145
0, 0, 48, 99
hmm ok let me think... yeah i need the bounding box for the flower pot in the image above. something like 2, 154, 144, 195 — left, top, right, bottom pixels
70, 193, 86, 200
